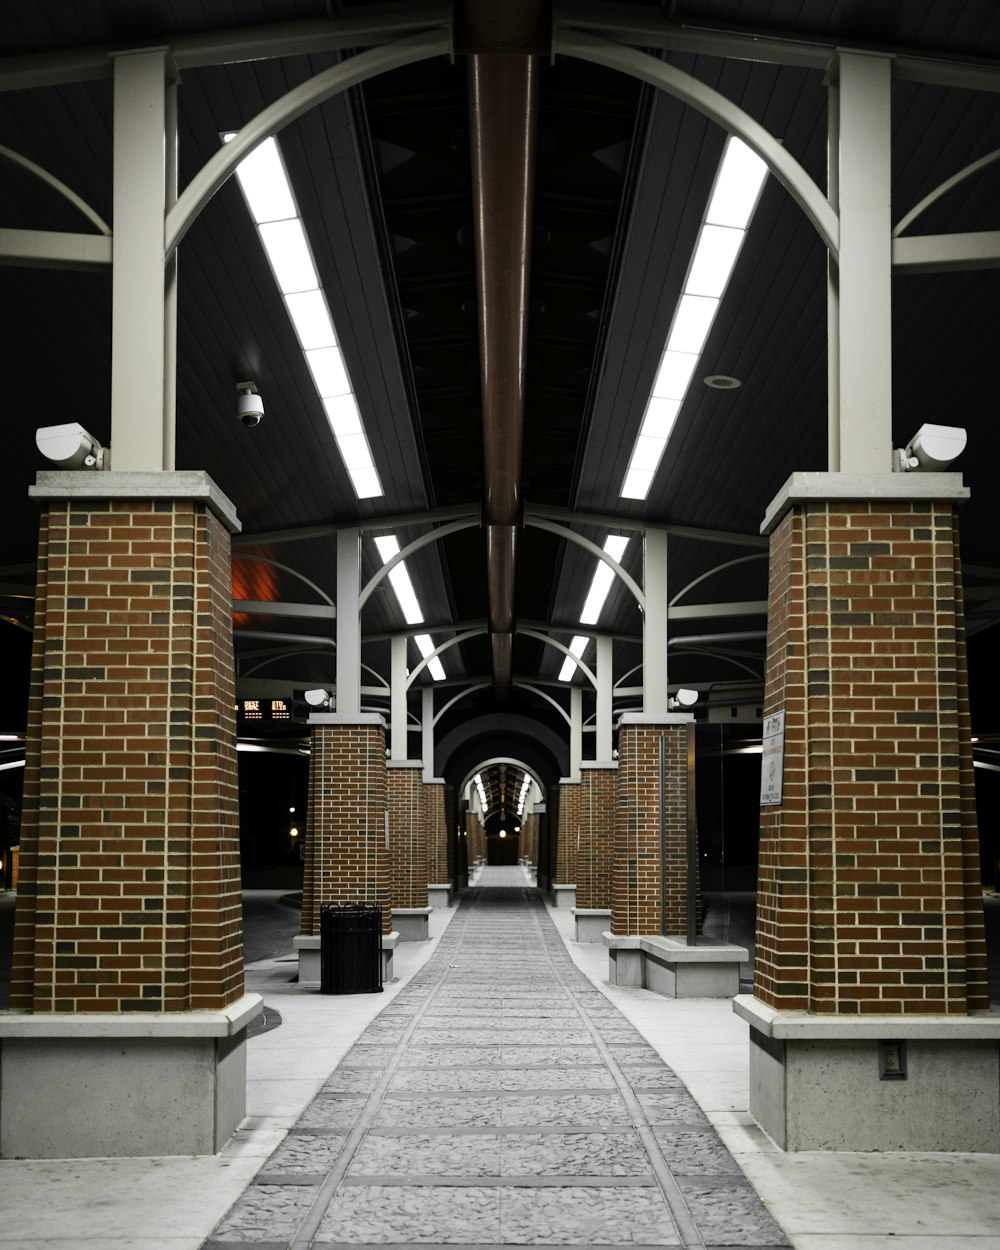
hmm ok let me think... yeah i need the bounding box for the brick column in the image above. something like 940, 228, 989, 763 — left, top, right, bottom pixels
0, 472, 259, 1159
296, 714, 394, 981
552, 778, 579, 907
424, 778, 451, 907
387, 763, 430, 940
611, 718, 693, 937
736, 474, 1000, 1151
573, 764, 616, 941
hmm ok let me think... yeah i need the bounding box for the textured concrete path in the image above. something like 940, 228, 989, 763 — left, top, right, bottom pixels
203, 871, 788, 1249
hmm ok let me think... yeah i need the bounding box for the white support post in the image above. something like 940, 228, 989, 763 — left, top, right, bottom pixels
831, 51, 893, 472
336, 528, 362, 717
570, 687, 582, 781
422, 687, 434, 780
643, 528, 669, 713
163, 77, 178, 472
110, 49, 168, 470
596, 635, 613, 762
390, 635, 408, 762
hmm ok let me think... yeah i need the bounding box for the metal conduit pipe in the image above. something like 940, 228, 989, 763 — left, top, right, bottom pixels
462, 1, 545, 690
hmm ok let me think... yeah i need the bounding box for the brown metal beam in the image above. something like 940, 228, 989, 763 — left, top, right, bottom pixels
463, 0, 546, 691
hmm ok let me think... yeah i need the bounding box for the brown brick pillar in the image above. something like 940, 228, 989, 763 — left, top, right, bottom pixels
1, 473, 257, 1158
424, 778, 451, 906
576, 766, 617, 911
300, 716, 391, 937
738, 475, 999, 1152
611, 717, 695, 937
552, 779, 579, 906
425, 779, 448, 883
386, 763, 431, 939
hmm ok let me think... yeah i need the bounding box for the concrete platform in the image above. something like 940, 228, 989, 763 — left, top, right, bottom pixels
0, 879, 996, 1250
605, 931, 748, 998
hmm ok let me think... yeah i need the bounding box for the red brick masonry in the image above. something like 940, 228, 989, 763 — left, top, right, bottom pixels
756, 499, 988, 1014
13, 498, 243, 1013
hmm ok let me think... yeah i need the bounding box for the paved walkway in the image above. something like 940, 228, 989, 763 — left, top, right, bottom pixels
204, 870, 787, 1248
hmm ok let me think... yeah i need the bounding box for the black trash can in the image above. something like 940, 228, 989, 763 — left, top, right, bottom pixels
319, 901, 383, 994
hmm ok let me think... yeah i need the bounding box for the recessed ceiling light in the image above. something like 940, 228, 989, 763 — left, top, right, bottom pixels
704, 374, 742, 390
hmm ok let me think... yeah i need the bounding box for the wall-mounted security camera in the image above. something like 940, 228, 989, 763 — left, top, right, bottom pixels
893, 423, 967, 472
35, 422, 109, 470
236, 381, 264, 428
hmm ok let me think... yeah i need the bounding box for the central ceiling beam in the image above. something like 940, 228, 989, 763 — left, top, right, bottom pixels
461, 0, 548, 691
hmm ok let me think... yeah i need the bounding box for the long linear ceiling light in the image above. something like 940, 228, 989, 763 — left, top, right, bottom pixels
373, 535, 446, 681
225, 134, 383, 499
558, 535, 629, 681
621, 137, 768, 501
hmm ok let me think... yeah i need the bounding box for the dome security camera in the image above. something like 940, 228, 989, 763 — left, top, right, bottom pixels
236, 382, 264, 428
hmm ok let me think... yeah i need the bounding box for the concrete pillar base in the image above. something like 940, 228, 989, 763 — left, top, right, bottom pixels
605, 934, 748, 998
393, 907, 432, 941
0, 995, 261, 1158
552, 883, 576, 909
735, 995, 1000, 1152
572, 908, 612, 942
427, 883, 452, 909
294, 933, 399, 987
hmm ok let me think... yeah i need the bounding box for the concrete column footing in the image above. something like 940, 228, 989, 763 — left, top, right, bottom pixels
0, 994, 262, 1157
427, 884, 452, 909
392, 907, 432, 941
572, 908, 612, 942
604, 933, 748, 998
294, 932, 400, 987
734, 995, 1000, 1151
551, 883, 576, 909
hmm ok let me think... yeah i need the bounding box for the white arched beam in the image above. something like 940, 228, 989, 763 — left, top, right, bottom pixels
359, 517, 478, 611
526, 517, 645, 609
165, 28, 450, 256
554, 28, 838, 254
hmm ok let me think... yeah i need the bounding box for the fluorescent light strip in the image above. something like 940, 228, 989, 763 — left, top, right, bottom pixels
558, 634, 590, 683
225, 133, 383, 500
414, 633, 446, 682
621, 137, 767, 501
580, 535, 629, 625
560, 535, 628, 680
374, 535, 447, 681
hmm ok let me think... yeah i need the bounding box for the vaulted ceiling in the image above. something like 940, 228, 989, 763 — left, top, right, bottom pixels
2, 0, 999, 797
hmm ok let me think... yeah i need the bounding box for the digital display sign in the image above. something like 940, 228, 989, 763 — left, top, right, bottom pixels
237, 698, 295, 722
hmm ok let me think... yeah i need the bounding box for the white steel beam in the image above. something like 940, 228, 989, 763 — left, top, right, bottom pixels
422, 687, 434, 779
556, 29, 838, 254
110, 49, 168, 471
570, 687, 582, 781
892, 231, 1000, 274
390, 635, 408, 761
0, 228, 111, 270
336, 529, 362, 717
165, 29, 449, 256
595, 635, 613, 763
830, 51, 893, 472
643, 529, 669, 713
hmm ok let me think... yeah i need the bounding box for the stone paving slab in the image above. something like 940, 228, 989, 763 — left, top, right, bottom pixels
200, 882, 789, 1250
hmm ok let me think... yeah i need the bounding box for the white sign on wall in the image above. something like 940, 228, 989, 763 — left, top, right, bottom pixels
759, 709, 785, 807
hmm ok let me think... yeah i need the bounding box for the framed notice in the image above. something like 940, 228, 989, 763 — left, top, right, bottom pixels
759, 710, 785, 806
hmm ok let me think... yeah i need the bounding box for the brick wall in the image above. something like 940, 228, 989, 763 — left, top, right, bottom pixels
755, 499, 989, 1014
388, 764, 427, 909
301, 719, 391, 936
612, 721, 694, 936
554, 780, 580, 883
575, 766, 617, 910
12, 498, 243, 1013
424, 780, 448, 883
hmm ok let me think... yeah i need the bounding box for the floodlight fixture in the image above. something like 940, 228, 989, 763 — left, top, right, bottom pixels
894, 424, 967, 472
36, 422, 108, 470
668, 688, 699, 710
